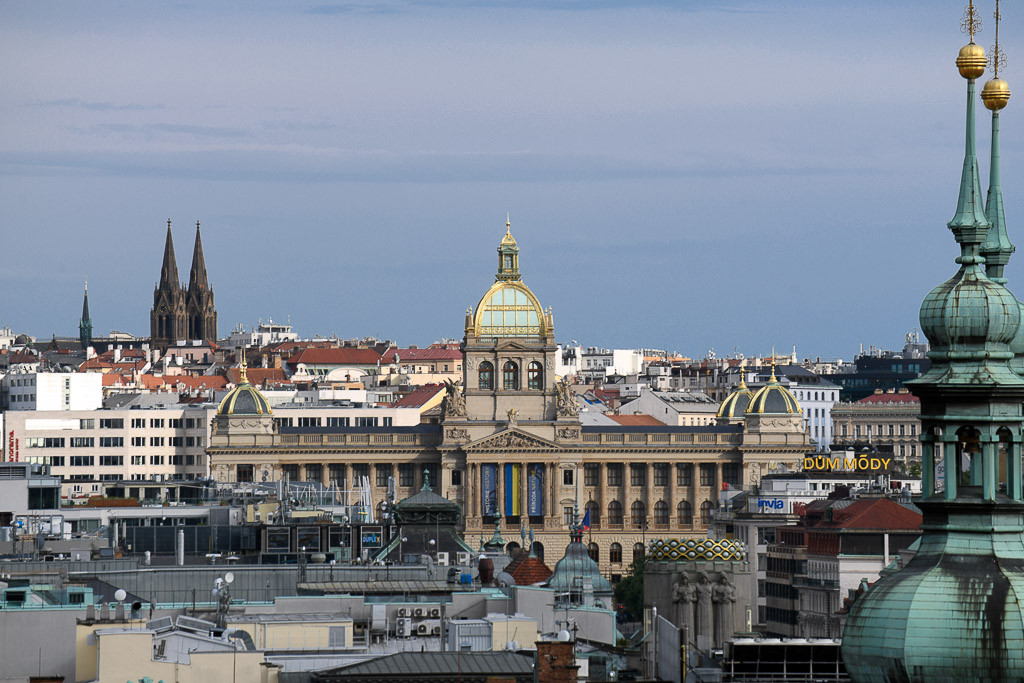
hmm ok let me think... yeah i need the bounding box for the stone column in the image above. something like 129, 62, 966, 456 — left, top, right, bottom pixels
468, 463, 477, 519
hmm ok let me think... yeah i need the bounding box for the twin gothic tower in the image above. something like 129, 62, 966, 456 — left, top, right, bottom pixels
150, 219, 217, 348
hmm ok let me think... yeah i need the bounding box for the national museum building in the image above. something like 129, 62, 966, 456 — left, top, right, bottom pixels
207, 221, 809, 577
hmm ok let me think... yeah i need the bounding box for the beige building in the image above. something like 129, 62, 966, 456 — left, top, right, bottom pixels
207, 223, 809, 579
830, 389, 922, 469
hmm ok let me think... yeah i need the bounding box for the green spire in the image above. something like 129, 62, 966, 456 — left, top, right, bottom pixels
982, 110, 1013, 282
948, 79, 991, 253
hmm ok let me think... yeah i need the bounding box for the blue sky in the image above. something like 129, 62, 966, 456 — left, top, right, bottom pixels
2, 1, 1021, 360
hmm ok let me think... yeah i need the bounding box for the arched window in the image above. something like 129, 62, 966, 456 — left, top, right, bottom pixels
588, 542, 599, 563
503, 361, 519, 390
505, 541, 521, 558
528, 361, 543, 390
479, 361, 494, 390
700, 500, 716, 525
608, 500, 623, 525
633, 542, 645, 562
654, 500, 669, 525
677, 500, 693, 525
631, 500, 646, 528
532, 541, 544, 562
585, 501, 601, 529
610, 542, 622, 564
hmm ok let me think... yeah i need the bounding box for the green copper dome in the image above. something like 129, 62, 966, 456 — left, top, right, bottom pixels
920, 265, 1020, 348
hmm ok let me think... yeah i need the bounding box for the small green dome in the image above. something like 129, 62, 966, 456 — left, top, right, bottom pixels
920, 266, 1020, 349
746, 369, 801, 415
218, 365, 271, 416
717, 378, 753, 418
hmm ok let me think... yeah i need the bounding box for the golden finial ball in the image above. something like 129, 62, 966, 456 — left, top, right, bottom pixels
957, 43, 987, 79
982, 77, 1011, 110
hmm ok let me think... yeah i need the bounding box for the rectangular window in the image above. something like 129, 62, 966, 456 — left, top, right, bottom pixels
700, 463, 716, 487
185, 418, 199, 429
329, 464, 346, 487
375, 464, 391, 488
169, 436, 184, 447
399, 463, 415, 487
298, 417, 322, 427
677, 463, 693, 487
237, 464, 254, 483
149, 419, 164, 428
169, 455, 184, 465
355, 417, 379, 427
131, 437, 145, 447
185, 436, 196, 447
99, 437, 123, 448
131, 418, 145, 429
48, 456, 65, 467
80, 419, 95, 430
149, 437, 164, 447
899, 424, 906, 436
910, 424, 917, 436
383, 417, 393, 427
562, 469, 574, 486
722, 463, 740, 486
451, 469, 462, 486
653, 463, 668, 487
630, 463, 646, 487
563, 506, 574, 525
169, 418, 182, 429
327, 417, 350, 427
584, 463, 600, 487
149, 455, 164, 465
99, 455, 123, 466
131, 455, 145, 465
352, 463, 369, 481
607, 463, 623, 487
69, 455, 94, 467
100, 419, 123, 429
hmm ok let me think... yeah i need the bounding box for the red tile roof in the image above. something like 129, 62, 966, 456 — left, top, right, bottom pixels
510, 555, 553, 585
379, 347, 464, 363
226, 367, 287, 386
391, 383, 445, 408
608, 414, 665, 426
857, 392, 920, 405
287, 348, 383, 366
820, 498, 921, 530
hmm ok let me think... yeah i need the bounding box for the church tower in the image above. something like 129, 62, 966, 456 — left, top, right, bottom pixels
842, 4, 1024, 680
78, 278, 92, 351
150, 219, 187, 349
186, 221, 217, 341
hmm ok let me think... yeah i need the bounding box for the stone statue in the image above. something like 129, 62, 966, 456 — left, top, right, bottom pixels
695, 571, 713, 640
556, 378, 579, 417
671, 573, 696, 632
441, 379, 467, 418
712, 573, 737, 646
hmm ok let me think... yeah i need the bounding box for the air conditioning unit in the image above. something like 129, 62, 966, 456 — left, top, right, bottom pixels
417, 623, 429, 635
456, 552, 470, 566
396, 617, 412, 637
432, 626, 441, 635
430, 608, 440, 618
397, 607, 408, 617
414, 607, 425, 617
436, 551, 449, 566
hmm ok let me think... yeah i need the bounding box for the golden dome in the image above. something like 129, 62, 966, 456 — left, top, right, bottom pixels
957, 43, 987, 80
982, 77, 1012, 110
471, 280, 549, 338
218, 363, 272, 415
745, 368, 801, 416
717, 378, 753, 418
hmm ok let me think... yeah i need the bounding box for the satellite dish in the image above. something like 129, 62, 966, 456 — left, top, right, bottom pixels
114, 589, 127, 602
557, 629, 571, 642
224, 572, 235, 584
496, 572, 516, 588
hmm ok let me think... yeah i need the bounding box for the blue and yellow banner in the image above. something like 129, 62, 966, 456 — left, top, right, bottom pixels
481, 464, 498, 516
527, 464, 544, 516
504, 463, 522, 516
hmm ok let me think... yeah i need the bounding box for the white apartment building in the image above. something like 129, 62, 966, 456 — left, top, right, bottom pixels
2, 371, 103, 412
578, 347, 644, 382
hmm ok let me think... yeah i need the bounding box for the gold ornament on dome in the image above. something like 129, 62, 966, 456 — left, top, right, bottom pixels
982, 0, 1011, 111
